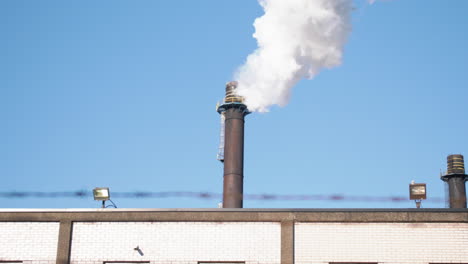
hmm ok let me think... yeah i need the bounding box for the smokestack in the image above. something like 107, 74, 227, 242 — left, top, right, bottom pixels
217, 81, 250, 208
441, 154, 468, 208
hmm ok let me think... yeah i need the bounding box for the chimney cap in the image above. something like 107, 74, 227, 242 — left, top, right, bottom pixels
224, 81, 244, 104
447, 154, 465, 175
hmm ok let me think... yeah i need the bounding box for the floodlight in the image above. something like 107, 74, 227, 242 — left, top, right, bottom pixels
409, 182, 426, 208
93, 187, 110, 201
409, 183, 426, 200
93, 187, 118, 208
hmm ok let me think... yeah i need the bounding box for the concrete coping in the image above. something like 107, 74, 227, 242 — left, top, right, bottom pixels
0, 208, 467, 222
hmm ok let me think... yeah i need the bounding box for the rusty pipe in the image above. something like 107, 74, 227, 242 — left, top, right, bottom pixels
441, 154, 468, 209
222, 107, 246, 208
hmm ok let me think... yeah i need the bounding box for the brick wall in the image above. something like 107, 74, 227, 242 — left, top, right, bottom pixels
0, 222, 60, 264
295, 222, 468, 264
70, 222, 281, 264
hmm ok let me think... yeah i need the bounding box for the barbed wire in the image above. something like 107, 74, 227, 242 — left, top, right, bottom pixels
0, 191, 445, 203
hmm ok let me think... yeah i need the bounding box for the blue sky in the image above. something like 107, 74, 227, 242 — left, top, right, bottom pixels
1, 0, 467, 209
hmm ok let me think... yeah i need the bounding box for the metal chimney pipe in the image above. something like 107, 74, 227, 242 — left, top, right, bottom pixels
217, 81, 249, 208
441, 154, 468, 209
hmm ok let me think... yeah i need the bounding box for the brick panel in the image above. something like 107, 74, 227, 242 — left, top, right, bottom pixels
295, 222, 468, 264
0, 222, 59, 264
70, 222, 281, 264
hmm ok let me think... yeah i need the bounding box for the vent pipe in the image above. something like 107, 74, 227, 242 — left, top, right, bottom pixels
217, 81, 250, 208
441, 154, 468, 208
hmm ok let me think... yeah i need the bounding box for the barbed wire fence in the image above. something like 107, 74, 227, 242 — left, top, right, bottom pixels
0, 191, 445, 203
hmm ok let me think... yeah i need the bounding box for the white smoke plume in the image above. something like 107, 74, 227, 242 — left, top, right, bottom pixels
235, 0, 353, 112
